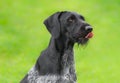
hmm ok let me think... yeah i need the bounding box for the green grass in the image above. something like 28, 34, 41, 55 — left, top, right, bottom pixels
0, 0, 120, 83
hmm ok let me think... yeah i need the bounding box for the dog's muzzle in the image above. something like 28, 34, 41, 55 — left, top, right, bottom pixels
85, 26, 93, 38
72, 24, 93, 44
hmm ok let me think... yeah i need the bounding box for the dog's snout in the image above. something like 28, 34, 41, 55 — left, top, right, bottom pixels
85, 26, 93, 32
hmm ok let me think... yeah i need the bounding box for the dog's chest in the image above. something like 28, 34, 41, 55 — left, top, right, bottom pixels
27, 50, 76, 83
28, 67, 76, 83
60, 50, 76, 82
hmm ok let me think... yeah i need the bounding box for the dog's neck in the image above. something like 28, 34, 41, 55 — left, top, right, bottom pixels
48, 36, 74, 54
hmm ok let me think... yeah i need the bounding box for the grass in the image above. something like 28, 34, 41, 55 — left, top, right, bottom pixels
0, 0, 120, 83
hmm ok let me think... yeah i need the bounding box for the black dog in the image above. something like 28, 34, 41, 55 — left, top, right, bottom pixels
20, 11, 93, 83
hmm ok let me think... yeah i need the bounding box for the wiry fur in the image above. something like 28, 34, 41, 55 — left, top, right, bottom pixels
20, 11, 93, 83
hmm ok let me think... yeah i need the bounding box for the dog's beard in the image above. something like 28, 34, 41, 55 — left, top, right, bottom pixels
68, 31, 93, 45
72, 32, 89, 45
71, 37, 89, 45
77, 38, 89, 45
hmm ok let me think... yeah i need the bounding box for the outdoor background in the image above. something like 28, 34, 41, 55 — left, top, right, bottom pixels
0, 0, 120, 83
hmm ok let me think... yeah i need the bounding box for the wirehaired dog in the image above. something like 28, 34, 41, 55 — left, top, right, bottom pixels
20, 11, 93, 83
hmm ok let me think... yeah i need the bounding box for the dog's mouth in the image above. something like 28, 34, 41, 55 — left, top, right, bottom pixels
85, 32, 93, 38
72, 31, 93, 44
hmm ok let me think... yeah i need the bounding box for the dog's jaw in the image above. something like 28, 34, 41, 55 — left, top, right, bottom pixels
71, 31, 93, 45
78, 32, 93, 45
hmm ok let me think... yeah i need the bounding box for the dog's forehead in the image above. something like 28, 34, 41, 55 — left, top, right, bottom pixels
61, 12, 82, 19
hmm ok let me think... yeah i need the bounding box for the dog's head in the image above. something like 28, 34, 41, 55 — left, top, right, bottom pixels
44, 11, 93, 44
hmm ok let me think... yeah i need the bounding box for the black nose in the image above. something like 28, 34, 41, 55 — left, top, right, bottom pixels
85, 26, 93, 32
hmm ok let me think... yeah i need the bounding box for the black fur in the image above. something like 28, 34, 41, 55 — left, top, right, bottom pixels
20, 11, 93, 83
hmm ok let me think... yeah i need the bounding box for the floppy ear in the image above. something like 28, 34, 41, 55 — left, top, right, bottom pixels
44, 12, 62, 38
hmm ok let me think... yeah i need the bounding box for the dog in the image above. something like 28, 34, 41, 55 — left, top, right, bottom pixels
20, 11, 93, 83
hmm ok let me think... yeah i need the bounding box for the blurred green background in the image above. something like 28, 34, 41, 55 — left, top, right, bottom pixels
0, 0, 120, 83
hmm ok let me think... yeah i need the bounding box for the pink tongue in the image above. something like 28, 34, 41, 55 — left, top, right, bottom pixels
85, 32, 93, 38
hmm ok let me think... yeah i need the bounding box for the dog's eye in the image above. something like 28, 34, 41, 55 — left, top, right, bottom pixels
67, 15, 75, 23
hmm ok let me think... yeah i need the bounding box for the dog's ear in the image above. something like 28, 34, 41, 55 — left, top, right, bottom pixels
44, 12, 63, 38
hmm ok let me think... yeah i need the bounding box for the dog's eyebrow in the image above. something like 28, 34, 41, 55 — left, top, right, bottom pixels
69, 14, 76, 18
79, 15, 85, 21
